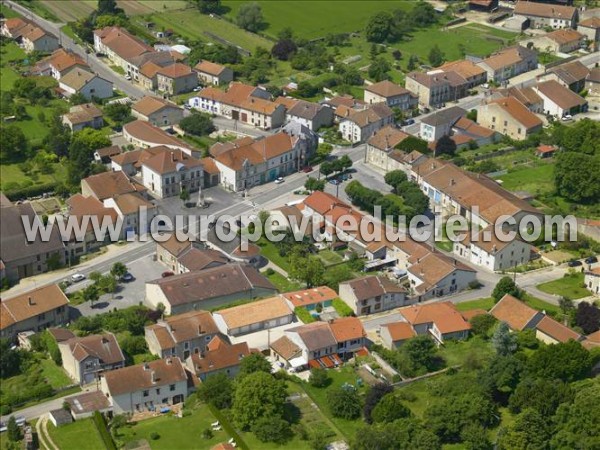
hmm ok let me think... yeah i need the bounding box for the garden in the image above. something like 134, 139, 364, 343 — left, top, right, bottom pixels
537, 272, 591, 300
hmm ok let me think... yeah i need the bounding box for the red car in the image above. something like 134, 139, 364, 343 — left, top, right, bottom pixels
302, 166, 313, 173
161, 271, 174, 278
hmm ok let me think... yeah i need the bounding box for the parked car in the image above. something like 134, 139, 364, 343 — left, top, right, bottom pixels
124, 74, 132, 81
71, 273, 86, 282
302, 166, 313, 173
567, 259, 582, 267
585, 256, 598, 264
274, 177, 285, 184
404, 118, 415, 125
161, 271, 174, 278
121, 272, 134, 282
561, 114, 573, 121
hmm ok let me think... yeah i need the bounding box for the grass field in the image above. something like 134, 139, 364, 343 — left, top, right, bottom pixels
0, 3, 21, 18
39, 359, 72, 389
263, 270, 303, 292
537, 272, 590, 299
223, 0, 413, 40
438, 336, 494, 367
46, 420, 105, 450
455, 297, 495, 312
495, 163, 555, 196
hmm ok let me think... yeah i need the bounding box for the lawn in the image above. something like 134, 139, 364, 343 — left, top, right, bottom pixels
263, 270, 303, 292
0, 3, 21, 18
257, 238, 291, 272
145, 10, 273, 53
300, 366, 366, 441
495, 163, 555, 197
39, 358, 72, 389
317, 249, 344, 266
0, 160, 68, 192
455, 298, 495, 312
46, 419, 105, 450
438, 336, 494, 367
0, 66, 20, 91
223, 0, 414, 40
117, 406, 228, 450
522, 293, 561, 316
537, 272, 590, 300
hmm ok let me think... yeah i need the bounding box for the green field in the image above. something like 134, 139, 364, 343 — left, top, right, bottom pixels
537, 272, 590, 300
455, 298, 495, 312
262, 270, 303, 292
223, 1, 413, 40
46, 420, 105, 450
0, 3, 21, 18
495, 163, 555, 196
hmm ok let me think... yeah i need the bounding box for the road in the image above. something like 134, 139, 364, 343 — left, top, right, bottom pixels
1, 391, 80, 423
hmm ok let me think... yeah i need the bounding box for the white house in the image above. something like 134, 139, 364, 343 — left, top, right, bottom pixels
339, 103, 394, 143
139, 149, 203, 199
585, 268, 600, 295
532, 80, 587, 117
58, 69, 113, 100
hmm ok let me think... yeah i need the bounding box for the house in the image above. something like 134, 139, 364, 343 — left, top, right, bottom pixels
122, 120, 196, 156
138, 148, 203, 199
407, 252, 477, 300
145, 264, 277, 315
527, 28, 585, 53
0, 201, 65, 282
328, 317, 367, 359
156, 63, 198, 95
281, 286, 338, 312
34, 48, 89, 80
145, 310, 220, 360
365, 125, 410, 171
419, 106, 466, 142
81, 170, 146, 201
132, 97, 183, 126
58, 69, 113, 100
190, 82, 285, 130
535, 315, 582, 344
194, 60, 234, 85
489, 294, 544, 331
405, 70, 468, 108
95, 145, 122, 164
476, 45, 538, 83
438, 59, 488, 88
65, 194, 121, 255
59, 333, 125, 385
513, 1, 578, 29
94, 26, 154, 75
585, 267, 600, 295
100, 357, 189, 414
212, 127, 317, 192
1, 18, 58, 53
494, 85, 544, 113
156, 235, 228, 274
61, 103, 104, 131
586, 68, 600, 94
339, 103, 394, 143
185, 336, 252, 381
468, 0, 499, 12
65, 390, 112, 419
542, 60, 590, 92
103, 192, 158, 237
578, 16, 600, 50
0, 284, 69, 342
397, 301, 471, 344
364, 80, 418, 110
379, 322, 416, 349
448, 117, 497, 149
453, 225, 533, 271
212, 296, 293, 336
338, 275, 408, 316
285, 99, 334, 131
533, 80, 587, 117
478, 96, 543, 140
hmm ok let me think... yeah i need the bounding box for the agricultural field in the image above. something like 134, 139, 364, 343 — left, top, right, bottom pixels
223, 0, 413, 40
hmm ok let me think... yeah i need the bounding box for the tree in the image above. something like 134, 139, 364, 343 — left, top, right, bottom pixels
407, 54, 419, 71
7, 416, 21, 442
305, 177, 325, 192
252, 414, 291, 444
384, 170, 408, 191
180, 188, 190, 204
195, 0, 221, 14
552, 381, 600, 449
558, 296, 575, 315
498, 408, 550, 450
469, 314, 497, 337
232, 371, 287, 429
492, 276, 522, 303
492, 322, 517, 356
82, 284, 100, 307
554, 151, 600, 203
526, 340, 592, 382
411, 1, 437, 27
428, 45, 444, 67
403, 335, 439, 372
461, 424, 492, 450
271, 39, 297, 61
363, 382, 393, 423
392, 49, 402, 60
319, 161, 334, 178
43, 113, 71, 157
575, 301, 600, 334
103, 103, 131, 125
67, 129, 111, 185
309, 368, 330, 388
97, 0, 118, 15
110, 262, 127, 280
365, 11, 395, 43
508, 377, 573, 416
179, 113, 215, 136
353, 419, 441, 450
197, 373, 233, 409
239, 352, 271, 377
434, 135, 457, 157
327, 386, 361, 420
368, 57, 391, 82
0, 339, 23, 379
479, 354, 523, 405
236, 2, 265, 32
0, 126, 27, 161
371, 393, 412, 423
289, 251, 325, 288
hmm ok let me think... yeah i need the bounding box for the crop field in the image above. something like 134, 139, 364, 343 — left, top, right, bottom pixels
38, 0, 188, 22
223, 0, 413, 40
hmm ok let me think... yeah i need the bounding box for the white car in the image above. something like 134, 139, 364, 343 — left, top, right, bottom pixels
124, 74, 132, 81
71, 273, 86, 282
274, 177, 285, 184
561, 114, 573, 121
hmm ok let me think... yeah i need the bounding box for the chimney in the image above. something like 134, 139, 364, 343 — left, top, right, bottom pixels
143, 363, 150, 371
198, 325, 202, 336
166, 357, 172, 365
449, 178, 455, 186
28, 296, 34, 306
101, 336, 109, 344
151, 370, 157, 384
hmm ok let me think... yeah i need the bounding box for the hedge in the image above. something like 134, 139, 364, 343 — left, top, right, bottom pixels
92, 411, 117, 450
4, 181, 59, 201
207, 404, 249, 450
332, 298, 354, 317
294, 307, 316, 324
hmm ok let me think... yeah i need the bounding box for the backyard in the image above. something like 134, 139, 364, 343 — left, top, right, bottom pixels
537, 272, 590, 300
46, 419, 106, 450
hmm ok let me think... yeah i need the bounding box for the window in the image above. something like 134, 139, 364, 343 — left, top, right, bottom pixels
143, 390, 149, 397
156, 388, 160, 395
170, 384, 176, 391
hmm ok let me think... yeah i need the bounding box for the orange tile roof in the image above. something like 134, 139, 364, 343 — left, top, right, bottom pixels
367, 125, 409, 150
82, 170, 145, 200
157, 63, 194, 79
329, 317, 366, 342
194, 60, 228, 76
490, 294, 540, 331
545, 28, 584, 45
142, 149, 202, 175
514, 1, 576, 19
365, 80, 413, 98
534, 80, 587, 110
103, 357, 187, 396
190, 339, 251, 375
270, 335, 302, 360
381, 321, 416, 341
215, 297, 292, 330
439, 59, 487, 80
399, 301, 471, 334
132, 96, 179, 117
408, 252, 475, 293
303, 191, 348, 216
282, 286, 338, 308
489, 96, 543, 130
479, 46, 537, 72
1, 284, 68, 330
579, 16, 600, 28
536, 315, 581, 343
94, 26, 154, 62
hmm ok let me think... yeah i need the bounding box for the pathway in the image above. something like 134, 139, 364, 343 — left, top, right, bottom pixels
41, 415, 59, 450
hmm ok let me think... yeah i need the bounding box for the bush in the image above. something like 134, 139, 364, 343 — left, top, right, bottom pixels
309, 368, 330, 388
92, 411, 117, 450
294, 307, 316, 324
332, 298, 354, 317
150, 432, 160, 440
201, 428, 213, 439
327, 386, 362, 420
265, 268, 275, 276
